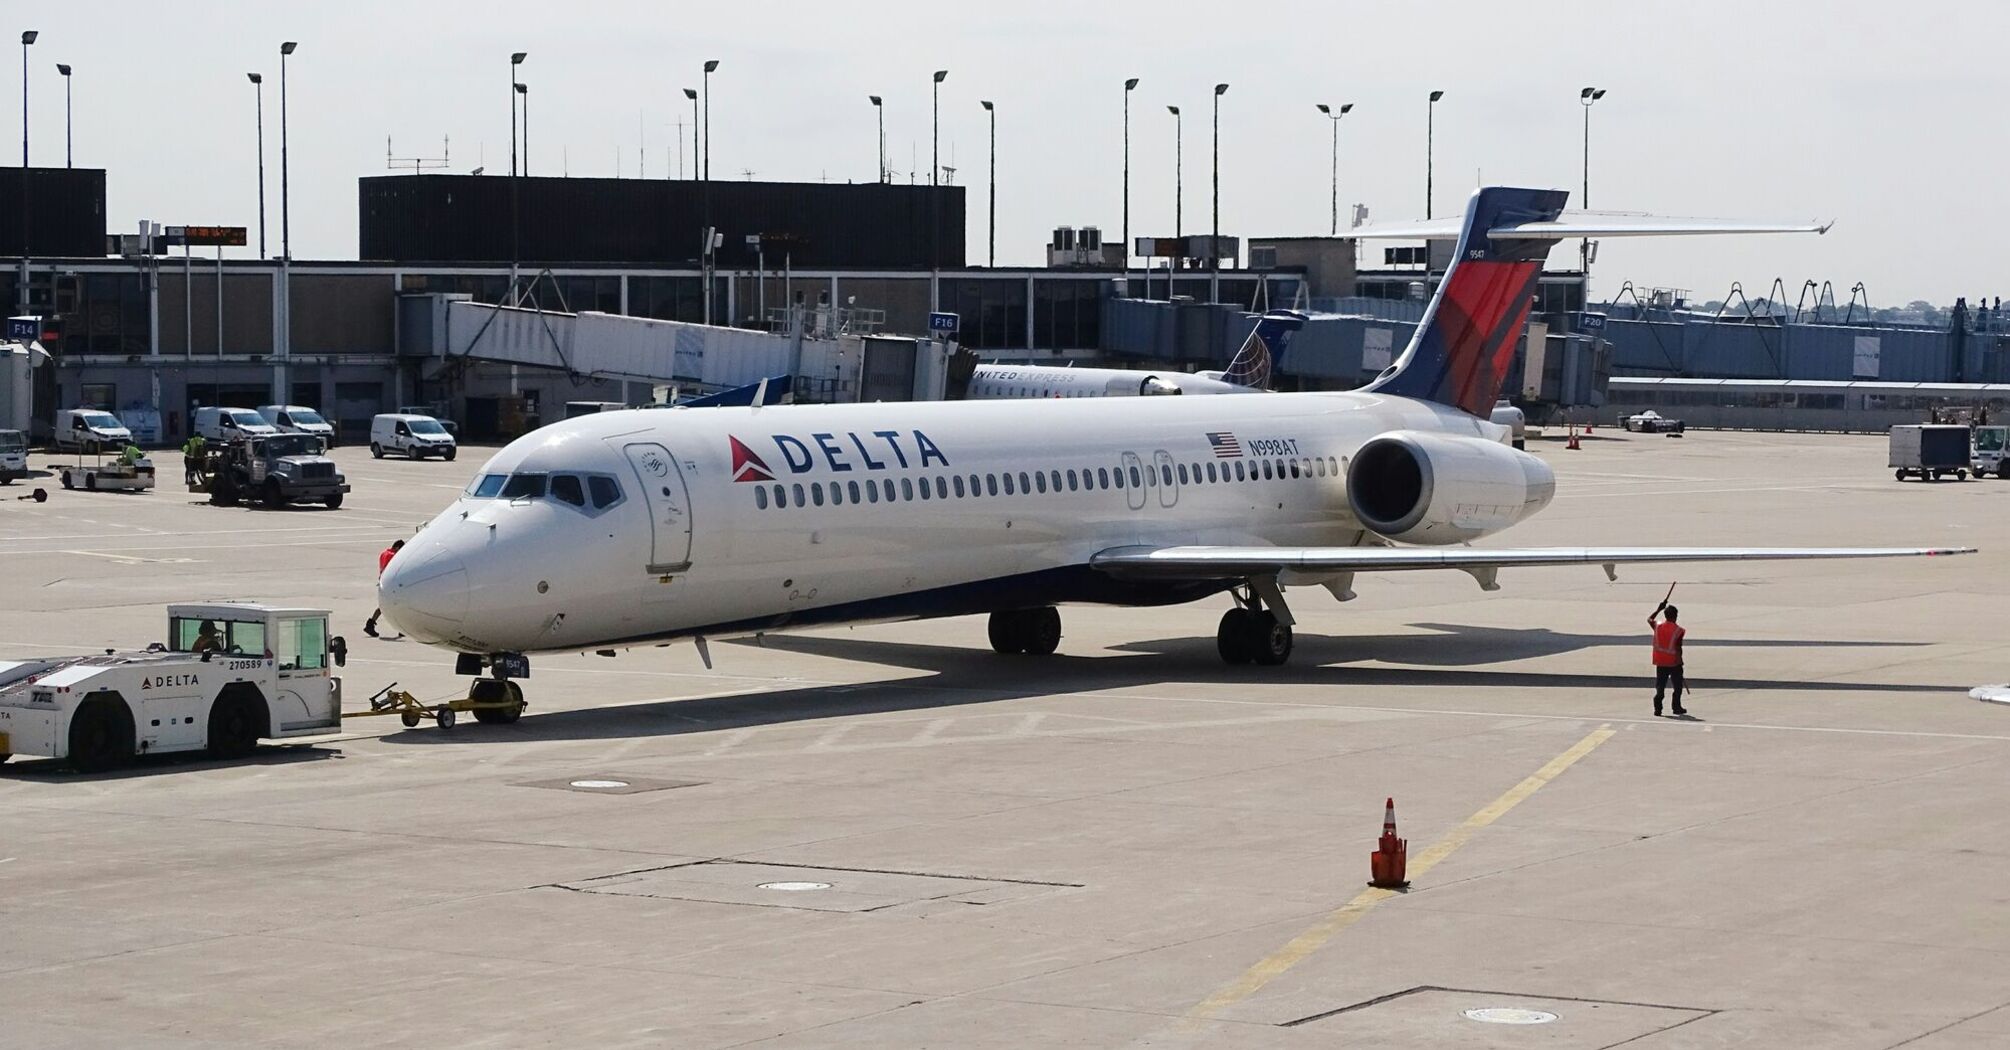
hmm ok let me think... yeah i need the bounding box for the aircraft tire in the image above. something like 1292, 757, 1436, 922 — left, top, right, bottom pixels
1021, 607, 1061, 655
471, 679, 525, 724
1249, 612, 1294, 666
1217, 609, 1256, 665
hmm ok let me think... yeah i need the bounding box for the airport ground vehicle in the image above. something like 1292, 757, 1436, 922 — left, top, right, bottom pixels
398, 405, 459, 436
1972, 424, 2008, 479
52, 409, 133, 453
0, 428, 24, 483
257, 404, 337, 445
1622, 409, 1685, 433
371, 413, 457, 460
193, 406, 279, 442
192, 433, 348, 508
1890, 424, 1971, 481
0, 602, 344, 771
1493, 400, 1527, 449
59, 447, 155, 492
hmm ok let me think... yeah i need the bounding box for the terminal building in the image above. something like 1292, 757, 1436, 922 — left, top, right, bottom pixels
5, 164, 1998, 442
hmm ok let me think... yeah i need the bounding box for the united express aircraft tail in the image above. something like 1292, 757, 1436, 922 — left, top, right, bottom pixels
1215, 310, 1306, 390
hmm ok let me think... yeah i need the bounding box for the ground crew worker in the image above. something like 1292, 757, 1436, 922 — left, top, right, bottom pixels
191, 620, 223, 655
363, 539, 406, 638
1649, 603, 1689, 717
181, 433, 206, 485
118, 443, 145, 467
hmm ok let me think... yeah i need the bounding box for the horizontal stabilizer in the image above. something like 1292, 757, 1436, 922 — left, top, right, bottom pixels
1342, 210, 1831, 242
1090, 544, 1974, 581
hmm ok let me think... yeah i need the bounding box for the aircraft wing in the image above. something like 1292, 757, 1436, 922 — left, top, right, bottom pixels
1342, 212, 1830, 242
1090, 544, 1973, 584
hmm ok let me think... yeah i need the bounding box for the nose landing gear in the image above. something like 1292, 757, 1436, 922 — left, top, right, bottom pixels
1217, 579, 1295, 666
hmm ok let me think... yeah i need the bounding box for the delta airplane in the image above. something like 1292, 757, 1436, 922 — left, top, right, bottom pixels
378, 187, 1971, 702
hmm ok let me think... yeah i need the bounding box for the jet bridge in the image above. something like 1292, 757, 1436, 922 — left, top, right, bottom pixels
398, 295, 954, 403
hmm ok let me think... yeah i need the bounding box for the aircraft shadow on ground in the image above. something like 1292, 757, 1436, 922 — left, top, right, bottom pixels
372, 628, 1955, 746
1143, 622, 1928, 668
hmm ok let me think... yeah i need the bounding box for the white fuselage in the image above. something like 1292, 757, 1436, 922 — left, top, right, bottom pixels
969, 364, 1257, 399
379, 392, 1508, 656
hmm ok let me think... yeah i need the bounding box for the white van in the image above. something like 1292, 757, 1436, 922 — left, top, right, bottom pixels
54, 409, 134, 453
370, 413, 457, 460
257, 404, 337, 445
194, 406, 279, 442
0, 428, 26, 483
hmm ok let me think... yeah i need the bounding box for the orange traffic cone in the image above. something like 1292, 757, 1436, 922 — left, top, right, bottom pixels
1369, 797, 1410, 889
1584, 420, 1595, 434
1566, 425, 1581, 451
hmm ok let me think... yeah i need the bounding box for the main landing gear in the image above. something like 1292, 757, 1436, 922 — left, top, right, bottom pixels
1217, 581, 1294, 666
989, 607, 1062, 655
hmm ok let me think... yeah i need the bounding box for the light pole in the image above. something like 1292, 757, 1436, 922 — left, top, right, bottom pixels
248, 73, 266, 259
18, 30, 35, 314
979, 99, 995, 267
509, 51, 524, 176
701, 59, 718, 180
930, 69, 946, 310
869, 95, 884, 183
1167, 105, 1181, 240
1211, 82, 1227, 304
56, 62, 69, 167
1315, 102, 1352, 235
683, 88, 697, 179
1579, 86, 1606, 284
516, 82, 528, 175
279, 41, 296, 259
277, 39, 298, 407
1425, 89, 1443, 219
1122, 77, 1138, 282
19, 30, 32, 167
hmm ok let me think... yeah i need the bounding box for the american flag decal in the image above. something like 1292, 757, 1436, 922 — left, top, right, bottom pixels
1206, 432, 1243, 458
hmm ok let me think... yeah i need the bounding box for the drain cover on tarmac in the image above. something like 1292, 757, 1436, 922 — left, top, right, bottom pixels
1464, 1007, 1559, 1024
557, 861, 1075, 912
512, 775, 704, 795
1285, 988, 1709, 1046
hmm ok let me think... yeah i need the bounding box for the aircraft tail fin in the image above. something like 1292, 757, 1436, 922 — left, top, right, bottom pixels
1362, 187, 1569, 416
1219, 310, 1304, 390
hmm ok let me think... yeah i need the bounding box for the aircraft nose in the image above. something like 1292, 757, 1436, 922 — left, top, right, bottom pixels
378, 546, 470, 644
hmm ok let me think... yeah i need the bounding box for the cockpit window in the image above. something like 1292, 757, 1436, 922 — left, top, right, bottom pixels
500, 473, 547, 499
467, 474, 506, 498
588, 475, 622, 509
551, 474, 586, 507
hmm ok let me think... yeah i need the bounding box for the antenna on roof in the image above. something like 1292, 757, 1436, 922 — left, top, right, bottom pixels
387, 135, 450, 173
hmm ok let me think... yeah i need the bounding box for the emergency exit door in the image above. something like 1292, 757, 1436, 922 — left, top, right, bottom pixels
620, 441, 693, 574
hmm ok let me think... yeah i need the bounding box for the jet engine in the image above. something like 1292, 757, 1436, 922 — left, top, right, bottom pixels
1346, 430, 1557, 544
1111, 374, 1185, 396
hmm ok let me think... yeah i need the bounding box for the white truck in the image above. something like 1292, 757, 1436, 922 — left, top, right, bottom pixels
1972, 424, 2007, 479
0, 602, 344, 771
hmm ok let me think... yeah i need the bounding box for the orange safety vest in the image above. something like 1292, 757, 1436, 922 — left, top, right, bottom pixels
1652, 621, 1685, 667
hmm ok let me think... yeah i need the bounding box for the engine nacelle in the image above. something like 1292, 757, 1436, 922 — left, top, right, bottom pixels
1112, 374, 1184, 396
1346, 430, 1556, 544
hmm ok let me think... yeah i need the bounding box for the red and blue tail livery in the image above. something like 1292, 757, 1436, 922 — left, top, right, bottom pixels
1364, 187, 1569, 417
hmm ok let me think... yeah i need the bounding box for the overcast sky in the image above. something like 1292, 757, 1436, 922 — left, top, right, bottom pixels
19, 1, 2004, 304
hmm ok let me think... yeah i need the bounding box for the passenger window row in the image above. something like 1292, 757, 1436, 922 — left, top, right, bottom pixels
753, 455, 1343, 510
